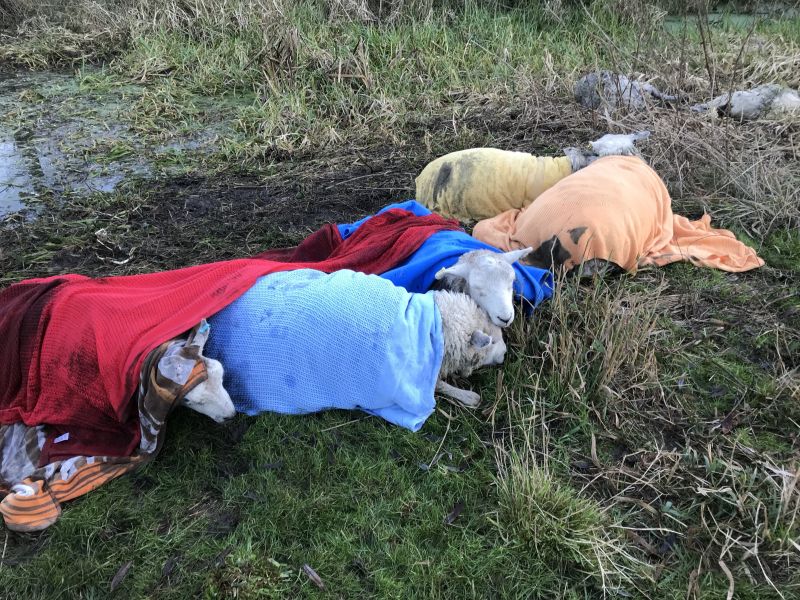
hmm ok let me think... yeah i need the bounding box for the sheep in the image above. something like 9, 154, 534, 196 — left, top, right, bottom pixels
201, 269, 508, 428
415, 133, 652, 221
431, 289, 506, 407
692, 84, 800, 121
432, 247, 533, 328
574, 70, 677, 110
207, 285, 505, 411
180, 356, 235, 422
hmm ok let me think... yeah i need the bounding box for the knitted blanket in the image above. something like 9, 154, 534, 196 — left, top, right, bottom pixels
205, 269, 443, 431
0, 209, 460, 461
338, 200, 554, 309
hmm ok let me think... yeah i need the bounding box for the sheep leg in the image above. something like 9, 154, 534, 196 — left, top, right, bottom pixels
435, 380, 481, 408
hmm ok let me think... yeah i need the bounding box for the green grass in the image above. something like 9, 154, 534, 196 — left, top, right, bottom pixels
1, 1, 799, 598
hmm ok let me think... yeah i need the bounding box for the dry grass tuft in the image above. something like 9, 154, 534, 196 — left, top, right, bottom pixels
494, 266, 799, 594
129, 0, 289, 38
0, 1, 126, 67
494, 389, 650, 596
628, 109, 800, 237
495, 271, 666, 434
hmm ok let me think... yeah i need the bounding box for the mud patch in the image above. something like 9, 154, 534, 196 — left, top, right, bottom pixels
150, 170, 395, 233
432, 161, 452, 200
206, 510, 241, 538
0, 155, 409, 282
0, 530, 52, 567
0, 69, 228, 217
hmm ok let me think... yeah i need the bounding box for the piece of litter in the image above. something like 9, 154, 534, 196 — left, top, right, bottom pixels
110, 561, 133, 592
302, 564, 325, 589
54, 432, 70, 443
444, 500, 464, 525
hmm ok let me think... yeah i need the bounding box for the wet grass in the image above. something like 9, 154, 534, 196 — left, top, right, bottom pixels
1, 1, 799, 598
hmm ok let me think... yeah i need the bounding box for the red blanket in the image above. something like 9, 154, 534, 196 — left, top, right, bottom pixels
0, 209, 461, 462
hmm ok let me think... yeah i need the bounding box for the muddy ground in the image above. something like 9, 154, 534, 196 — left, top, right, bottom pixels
1, 59, 798, 597
0, 73, 426, 281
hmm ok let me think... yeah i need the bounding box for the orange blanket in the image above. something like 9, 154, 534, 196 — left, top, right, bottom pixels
472, 156, 764, 273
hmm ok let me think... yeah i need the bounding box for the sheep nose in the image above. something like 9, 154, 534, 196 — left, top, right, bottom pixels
498, 314, 512, 325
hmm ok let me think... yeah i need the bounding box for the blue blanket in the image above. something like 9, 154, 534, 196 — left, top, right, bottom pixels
205, 269, 443, 431
338, 200, 554, 309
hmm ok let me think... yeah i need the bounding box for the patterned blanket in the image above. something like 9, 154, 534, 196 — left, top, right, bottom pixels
0, 323, 210, 532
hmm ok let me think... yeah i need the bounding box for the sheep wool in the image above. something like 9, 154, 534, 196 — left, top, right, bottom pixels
415, 148, 573, 221
204, 269, 444, 431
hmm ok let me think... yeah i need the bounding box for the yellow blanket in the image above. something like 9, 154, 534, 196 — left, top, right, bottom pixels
472, 156, 764, 273
416, 148, 573, 221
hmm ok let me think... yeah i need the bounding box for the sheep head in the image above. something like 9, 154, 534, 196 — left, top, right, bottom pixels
158, 320, 236, 423
434, 247, 533, 327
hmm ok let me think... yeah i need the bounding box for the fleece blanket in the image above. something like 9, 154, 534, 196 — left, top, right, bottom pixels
205, 269, 442, 431
338, 200, 554, 309
473, 156, 764, 273
0, 324, 210, 532
0, 209, 460, 462
415, 149, 574, 220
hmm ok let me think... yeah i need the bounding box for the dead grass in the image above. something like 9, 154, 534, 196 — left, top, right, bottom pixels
488, 265, 799, 596
568, 3, 800, 236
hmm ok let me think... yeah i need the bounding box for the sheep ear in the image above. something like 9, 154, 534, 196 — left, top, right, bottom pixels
158, 353, 195, 386
435, 262, 470, 281
502, 247, 533, 264
470, 330, 493, 349
187, 320, 211, 351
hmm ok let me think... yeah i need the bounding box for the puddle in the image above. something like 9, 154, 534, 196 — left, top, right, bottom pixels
0, 69, 227, 217
0, 138, 33, 213
664, 6, 799, 32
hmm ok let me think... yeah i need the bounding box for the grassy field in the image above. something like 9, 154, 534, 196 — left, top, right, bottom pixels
0, 1, 798, 598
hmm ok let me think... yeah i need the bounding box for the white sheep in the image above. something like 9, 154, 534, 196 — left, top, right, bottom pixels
200, 269, 508, 425
692, 84, 800, 120
432, 247, 533, 328
431, 289, 506, 407
180, 356, 235, 422
574, 70, 677, 110
415, 133, 652, 222
197, 290, 505, 410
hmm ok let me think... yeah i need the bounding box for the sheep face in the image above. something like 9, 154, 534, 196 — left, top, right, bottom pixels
435, 247, 533, 327
181, 357, 236, 423
159, 321, 236, 423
